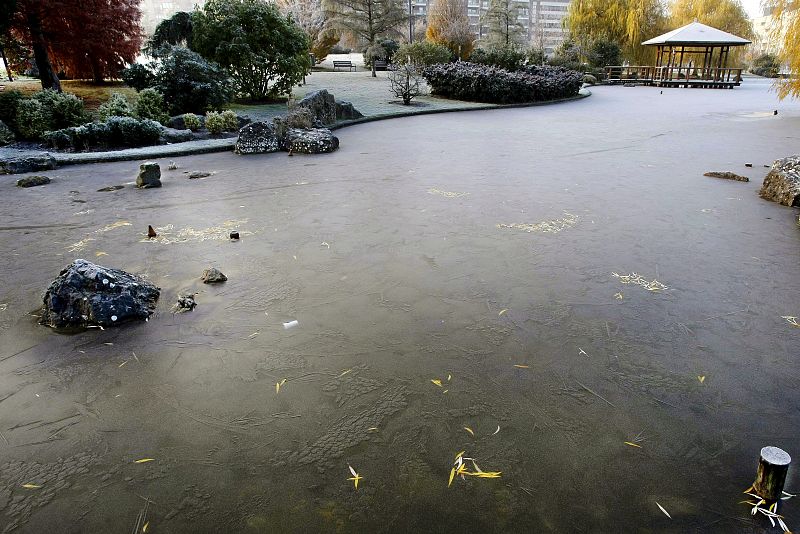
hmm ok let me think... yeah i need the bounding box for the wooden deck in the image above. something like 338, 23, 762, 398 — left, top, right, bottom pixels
605, 66, 743, 89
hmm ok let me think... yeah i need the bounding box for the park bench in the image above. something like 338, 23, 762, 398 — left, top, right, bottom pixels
333, 60, 356, 72
373, 60, 388, 71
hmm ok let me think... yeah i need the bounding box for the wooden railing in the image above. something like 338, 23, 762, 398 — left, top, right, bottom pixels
604, 65, 744, 87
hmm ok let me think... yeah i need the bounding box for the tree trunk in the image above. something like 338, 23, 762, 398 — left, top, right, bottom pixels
0, 40, 12, 82
90, 56, 103, 84
26, 9, 60, 91
372, 63, 376, 77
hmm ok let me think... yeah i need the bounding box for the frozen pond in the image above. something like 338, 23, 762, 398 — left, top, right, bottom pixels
0, 78, 799, 532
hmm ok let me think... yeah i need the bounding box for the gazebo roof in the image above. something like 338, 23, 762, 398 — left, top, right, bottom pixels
642, 21, 751, 46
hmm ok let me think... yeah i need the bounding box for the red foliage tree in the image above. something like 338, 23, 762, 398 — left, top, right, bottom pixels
10, 0, 143, 89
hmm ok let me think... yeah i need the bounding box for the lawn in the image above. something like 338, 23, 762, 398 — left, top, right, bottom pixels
2, 79, 139, 110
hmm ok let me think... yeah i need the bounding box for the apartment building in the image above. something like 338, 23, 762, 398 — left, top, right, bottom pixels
410, 0, 570, 54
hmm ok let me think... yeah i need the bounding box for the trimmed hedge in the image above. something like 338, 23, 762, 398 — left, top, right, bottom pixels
421, 62, 583, 104
44, 116, 162, 151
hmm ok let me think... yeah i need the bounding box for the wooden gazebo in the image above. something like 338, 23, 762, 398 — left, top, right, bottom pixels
606, 22, 751, 88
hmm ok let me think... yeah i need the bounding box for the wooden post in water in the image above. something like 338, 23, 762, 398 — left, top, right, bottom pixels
753, 446, 791, 502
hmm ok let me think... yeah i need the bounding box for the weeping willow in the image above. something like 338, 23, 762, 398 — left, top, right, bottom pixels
564, 0, 667, 64
766, 0, 800, 98
669, 0, 753, 63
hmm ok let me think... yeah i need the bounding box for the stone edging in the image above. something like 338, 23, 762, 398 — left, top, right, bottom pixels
4, 89, 591, 172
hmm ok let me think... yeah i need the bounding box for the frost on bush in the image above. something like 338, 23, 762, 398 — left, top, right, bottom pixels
134, 88, 169, 125
44, 117, 162, 150
34, 90, 86, 129
182, 113, 202, 131
221, 110, 239, 131
421, 62, 583, 104
16, 99, 50, 139
388, 64, 423, 104
98, 93, 134, 121
204, 111, 226, 134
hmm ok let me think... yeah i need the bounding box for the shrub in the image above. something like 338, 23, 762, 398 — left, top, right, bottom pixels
204, 111, 226, 134
33, 90, 87, 129
191, 0, 311, 100
44, 117, 162, 151
0, 90, 24, 133
221, 110, 239, 131
134, 88, 169, 124
525, 46, 545, 66
98, 93, 134, 121
422, 62, 583, 104
468, 46, 525, 71
363, 39, 400, 67
182, 113, 202, 131
121, 63, 157, 91
16, 99, 50, 139
44, 122, 111, 151
393, 42, 452, 67
154, 46, 233, 114
583, 74, 597, 85
587, 39, 622, 69
750, 53, 781, 78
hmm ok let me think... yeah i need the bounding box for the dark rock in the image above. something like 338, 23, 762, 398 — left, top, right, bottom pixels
201, 267, 227, 284
98, 185, 125, 192
16, 175, 51, 188
335, 100, 364, 121
745, 163, 753, 168
40, 259, 160, 328
229, 232, 240, 240
0, 120, 14, 145
161, 127, 193, 143
703, 171, 749, 182
283, 128, 339, 154
136, 162, 161, 188
0, 154, 57, 175
174, 294, 197, 312
188, 171, 212, 179
234, 121, 281, 154
759, 155, 800, 206
295, 89, 336, 125
237, 115, 252, 128
147, 225, 157, 238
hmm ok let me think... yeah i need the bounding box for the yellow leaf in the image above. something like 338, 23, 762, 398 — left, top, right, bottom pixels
447, 374, 451, 381
615, 292, 623, 300
498, 309, 508, 316
338, 369, 352, 378
442, 389, 448, 394
276, 381, 280, 393
448, 467, 456, 487
698, 375, 705, 383
463, 427, 475, 437
454, 450, 465, 460
95, 251, 108, 257
21, 484, 41, 489
142, 521, 149, 533
367, 427, 379, 432
513, 364, 529, 368
624, 441, 642, 448
431, 379, 442, 387
134, 458, 155, 464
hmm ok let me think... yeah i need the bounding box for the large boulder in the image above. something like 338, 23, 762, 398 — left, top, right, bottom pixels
160, 127, 193, 144
136, 162, 161, 188
0, 154, 57, 175
40, 259, 160, 328
168, 115, 205, 130
295, 89, 336, 125
335, 101, 363, 121
0, 120, 14, 145
760, 155, 800, 206
283, 128, 339, 154
235, 121, 281, 154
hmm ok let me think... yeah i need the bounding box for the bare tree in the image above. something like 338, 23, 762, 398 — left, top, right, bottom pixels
388, 63, 422, 104
483, 0, 525, 48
